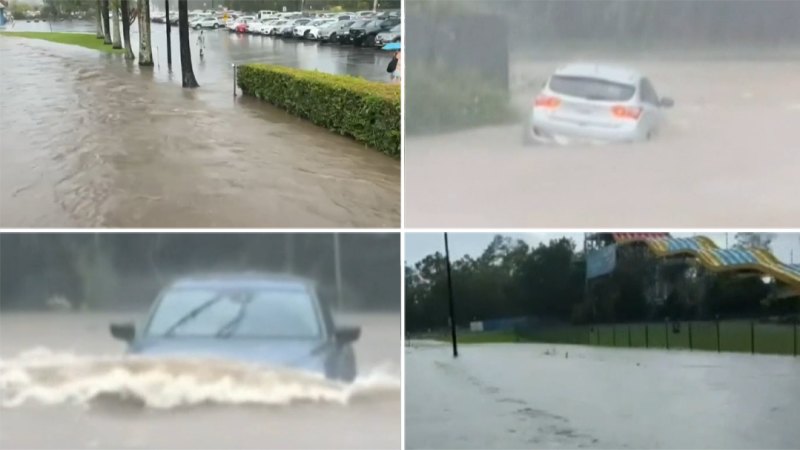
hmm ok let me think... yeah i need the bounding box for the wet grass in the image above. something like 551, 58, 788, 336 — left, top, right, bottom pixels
0, 32, 123, 53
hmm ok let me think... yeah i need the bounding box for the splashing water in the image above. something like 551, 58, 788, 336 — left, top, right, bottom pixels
0, 348, 400, 409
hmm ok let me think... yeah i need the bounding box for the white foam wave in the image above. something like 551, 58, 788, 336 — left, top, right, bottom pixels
0, 348, 399, 409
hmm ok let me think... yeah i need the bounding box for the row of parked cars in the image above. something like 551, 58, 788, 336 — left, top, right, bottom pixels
162, 9, 401, 48
234, 13, 401, 47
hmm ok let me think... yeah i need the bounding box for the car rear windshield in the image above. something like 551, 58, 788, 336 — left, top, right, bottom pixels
548, 75, 636, 101
146, 287, 322, 339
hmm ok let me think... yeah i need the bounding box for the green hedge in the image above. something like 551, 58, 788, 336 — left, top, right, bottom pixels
237, 64, 400, 158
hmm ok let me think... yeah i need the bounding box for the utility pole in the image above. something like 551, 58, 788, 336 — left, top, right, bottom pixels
333, 233, 343, 310
444, 232, 458, 358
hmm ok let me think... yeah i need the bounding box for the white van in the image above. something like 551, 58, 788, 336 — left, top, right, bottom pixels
257, 10, 278, 20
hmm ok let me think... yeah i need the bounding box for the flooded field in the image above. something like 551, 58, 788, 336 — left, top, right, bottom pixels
405, 340, 800, 449
405, 56, 800, 228
0, 25, 399, 228
0, 312, 400, 449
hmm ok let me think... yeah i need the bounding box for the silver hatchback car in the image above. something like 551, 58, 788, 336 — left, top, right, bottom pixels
524, 63, 674, 145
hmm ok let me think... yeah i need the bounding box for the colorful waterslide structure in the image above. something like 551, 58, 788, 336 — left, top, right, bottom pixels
610, 233, 800, 294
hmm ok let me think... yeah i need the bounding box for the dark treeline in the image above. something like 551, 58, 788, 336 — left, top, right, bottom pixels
406, 235, 798, 333
0, 233, 400, 311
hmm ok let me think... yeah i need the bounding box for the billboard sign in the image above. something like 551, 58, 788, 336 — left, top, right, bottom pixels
587, 244, 617, 279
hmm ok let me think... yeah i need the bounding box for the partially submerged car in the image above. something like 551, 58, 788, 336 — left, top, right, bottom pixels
524, 62, 674, 145
109, 274, 361, 382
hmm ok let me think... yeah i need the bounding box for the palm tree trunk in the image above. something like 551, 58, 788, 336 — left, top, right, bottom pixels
120, 0, 134, 60
102, 0, 112, 44
111, 0, 122, 49
178, 0, 199, 88
137, 0, 153, 66
95, 0, 104, 38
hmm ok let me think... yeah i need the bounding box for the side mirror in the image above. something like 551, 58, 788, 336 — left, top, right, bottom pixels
659, 97, 675, 108
110, 322, 136, 343
335, 325, 361, 343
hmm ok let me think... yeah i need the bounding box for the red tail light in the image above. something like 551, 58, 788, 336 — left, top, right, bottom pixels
534, 96, 561, 109
611, 105, 642, 120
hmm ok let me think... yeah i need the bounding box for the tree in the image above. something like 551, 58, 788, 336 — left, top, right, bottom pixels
734, 233, 776, 251
137, 0, 154, 66
111, 0, 122, 49
95, 0, 104, 38
120, 0, 135, 60
101, 0, 112, 45
178, 0, 199, 88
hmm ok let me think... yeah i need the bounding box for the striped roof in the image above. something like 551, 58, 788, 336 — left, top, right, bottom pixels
615, 235, 800, 292
612, 233, 670, 243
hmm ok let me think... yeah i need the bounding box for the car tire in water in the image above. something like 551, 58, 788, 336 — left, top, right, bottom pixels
328, 33, 336, 43
365, 35, 375, 47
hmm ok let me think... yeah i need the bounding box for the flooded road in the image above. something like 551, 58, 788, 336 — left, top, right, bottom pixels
405, 341, 800, 449
0, 311, 400, 449
0, 25, 399, 228
405, 56, 800, 228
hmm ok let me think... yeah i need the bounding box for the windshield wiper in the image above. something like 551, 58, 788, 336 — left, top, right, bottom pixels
163, 294, 223, 337
215, 296, 254, 338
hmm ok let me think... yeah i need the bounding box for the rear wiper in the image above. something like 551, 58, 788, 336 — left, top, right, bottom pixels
163, 294, 223, 337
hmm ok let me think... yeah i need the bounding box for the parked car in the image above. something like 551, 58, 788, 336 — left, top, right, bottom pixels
108, 273, 361, 382
281, 18, 311, 37
228, 16, 255, 32
294, 19, 335, 39
378, 10, 401, 19
356, 10, 376, 18
339, 19, 371, 44
374, 24, 401, 46
189, 13, 212, 26
351, 18, 400, 47
264, 20, 288, 36
232, 16, 256, 33
523, 62, 675, 145
248, 18, 276, 34
314, 20, 355, 42
193, 16, 222, 29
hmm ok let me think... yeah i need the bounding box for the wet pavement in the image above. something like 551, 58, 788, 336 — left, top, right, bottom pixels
405, 55, 800, 228
405, 340, 800, 449
1, 22, 399, 228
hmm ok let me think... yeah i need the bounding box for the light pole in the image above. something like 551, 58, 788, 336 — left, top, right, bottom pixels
444, 232, 458, 358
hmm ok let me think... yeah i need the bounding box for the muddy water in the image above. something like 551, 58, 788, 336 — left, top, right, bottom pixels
405, 58, 800, 228
0, 311, 400, 449
405, 341, 800, 449
0, 36, 400, 228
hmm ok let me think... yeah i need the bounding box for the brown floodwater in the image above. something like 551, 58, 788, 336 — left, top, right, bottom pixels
405, 58, 800, 228
0, 36, 400, 228
0, 311, 400, 449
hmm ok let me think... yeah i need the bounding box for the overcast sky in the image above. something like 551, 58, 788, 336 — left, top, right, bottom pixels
405, 232, 800, 266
